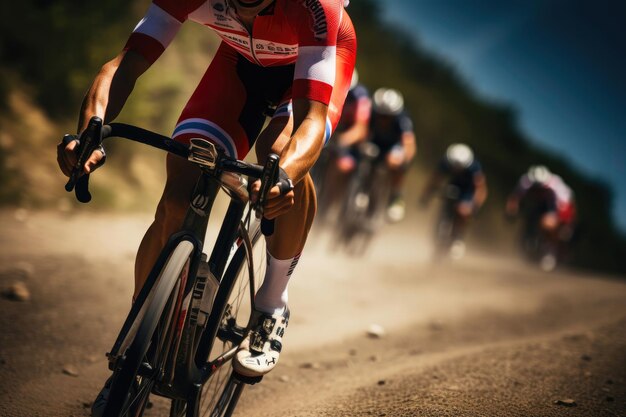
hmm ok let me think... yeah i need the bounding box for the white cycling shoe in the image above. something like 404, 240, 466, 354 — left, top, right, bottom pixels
233, 307, 289, 378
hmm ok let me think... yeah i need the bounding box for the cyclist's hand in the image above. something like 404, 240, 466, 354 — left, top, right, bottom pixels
251, 166, 295, 220
263, 184, 295, 219
57, 135, 105, 177
386, 146, 406, 169
250, 180, 295, 220
505, 200, 519, 218
457, 201, 474, 217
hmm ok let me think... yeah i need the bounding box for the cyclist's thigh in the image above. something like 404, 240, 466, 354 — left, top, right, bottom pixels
163, 154, 201, 200
171, 43, 267, 160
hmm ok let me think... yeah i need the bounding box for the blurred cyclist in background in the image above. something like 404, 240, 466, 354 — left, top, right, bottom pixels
505, 165, 576, 271
333, 70, 372, 152
368, 88, 417, 222
312, 69, 372, 223
420, 143, 487, 259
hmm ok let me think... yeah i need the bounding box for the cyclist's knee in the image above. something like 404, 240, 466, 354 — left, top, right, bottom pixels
153, 155, 199, 235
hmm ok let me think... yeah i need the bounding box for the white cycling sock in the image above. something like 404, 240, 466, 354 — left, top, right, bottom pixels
254, 252, 300, 315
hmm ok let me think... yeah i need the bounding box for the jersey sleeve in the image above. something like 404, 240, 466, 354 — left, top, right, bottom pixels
292, 0, 343, 104
123, 0, 193, 64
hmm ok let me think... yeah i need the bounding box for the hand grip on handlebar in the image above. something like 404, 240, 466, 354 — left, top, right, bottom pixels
258, 153, 280, 236
65, 116, 103, 203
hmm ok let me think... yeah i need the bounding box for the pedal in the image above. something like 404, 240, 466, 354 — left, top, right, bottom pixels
137, 361, 154, 377
232, 371, 263, 385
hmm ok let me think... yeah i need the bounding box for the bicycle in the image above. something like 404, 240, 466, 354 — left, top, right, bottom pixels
334, 142, 390, 255
64, 116, 282, 417
514, 209, 560, 271
431, 184, 465, 260
309, 142, 353, 227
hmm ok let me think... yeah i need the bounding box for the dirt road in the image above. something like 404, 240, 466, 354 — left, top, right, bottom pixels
1, 209, 625, 416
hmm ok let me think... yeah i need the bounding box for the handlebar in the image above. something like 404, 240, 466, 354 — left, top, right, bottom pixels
65, 117, 277, 233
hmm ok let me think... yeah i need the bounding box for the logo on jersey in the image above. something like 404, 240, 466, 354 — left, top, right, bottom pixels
223, 33, 250, 47
303, 0, 328, 41
213, 2, 225, 12
255, 41, 298, 55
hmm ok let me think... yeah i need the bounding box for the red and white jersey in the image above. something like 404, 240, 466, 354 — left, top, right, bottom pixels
124, 0, 354, 105
517, 173, 574, 207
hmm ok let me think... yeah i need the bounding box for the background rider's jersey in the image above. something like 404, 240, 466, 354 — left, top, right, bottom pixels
515, 174, 573, 206
124, 0, 354, 106
368, 110, 413, 155
437, 158, 483, 197
514, 173, 575, 222
335, 84, 371, 133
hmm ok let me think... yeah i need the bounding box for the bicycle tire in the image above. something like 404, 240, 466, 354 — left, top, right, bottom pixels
367, 165, 391, 227
104, 240, 195, 417
197, 220, 266, 417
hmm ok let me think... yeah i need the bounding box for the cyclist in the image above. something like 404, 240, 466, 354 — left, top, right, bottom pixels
505, 165, 576, 270
367, 87, 417, 222
314, 69, 372, 221
419, 143, 487, 259
56, 0, 356, 412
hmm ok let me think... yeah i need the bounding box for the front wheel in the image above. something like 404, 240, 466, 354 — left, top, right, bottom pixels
194, 219, 266, 417
104, 241, 195, 417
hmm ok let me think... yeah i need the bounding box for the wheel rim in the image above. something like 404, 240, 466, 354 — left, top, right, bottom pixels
199, 230, 266, 416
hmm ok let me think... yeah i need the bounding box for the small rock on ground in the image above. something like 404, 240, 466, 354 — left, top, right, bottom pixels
2, 282, 31, 302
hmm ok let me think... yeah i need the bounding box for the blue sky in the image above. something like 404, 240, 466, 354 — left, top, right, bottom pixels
384, 0, 626, 230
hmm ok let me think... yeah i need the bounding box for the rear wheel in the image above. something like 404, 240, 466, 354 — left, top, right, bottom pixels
104, 241, 194, 417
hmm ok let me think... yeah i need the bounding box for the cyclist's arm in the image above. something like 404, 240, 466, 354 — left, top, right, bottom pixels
255, 98, 326, 219
401, 130, 417, 163
337, 118, 368, 148
79, 0, 192, 130
279, 0, 343, 183
506, 175, 530, 215
337, 97, 371, 148
473, 172, 488, 208
396, 114, 416, 164
78, 50, 151, 133
56, 51, 152, 177
61, 1, 187, 175
280, 98, 328, 184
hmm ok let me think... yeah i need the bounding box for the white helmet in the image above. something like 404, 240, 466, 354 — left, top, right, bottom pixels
372, 88, 404, 116
446, 143, 474, 169
350, 68, 359, 89
528, 165, 552, 184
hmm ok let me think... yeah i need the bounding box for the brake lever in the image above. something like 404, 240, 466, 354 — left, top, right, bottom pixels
65, 116, 103, 203
256, 153, 280, 236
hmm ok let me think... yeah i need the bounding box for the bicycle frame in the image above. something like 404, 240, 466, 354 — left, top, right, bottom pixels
96, 126, 268, 408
